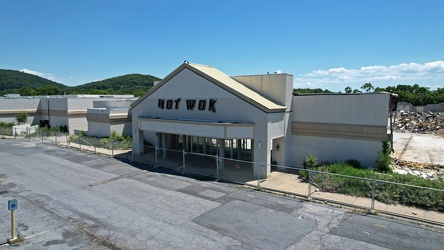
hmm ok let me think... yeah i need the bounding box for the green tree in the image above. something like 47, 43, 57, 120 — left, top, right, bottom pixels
360, 82, 374, 93
37, 85, 62, 95
15, 112, 28, 124
376, 140, 392, 172
19, 86, 37, 96
344, 86, 352, 93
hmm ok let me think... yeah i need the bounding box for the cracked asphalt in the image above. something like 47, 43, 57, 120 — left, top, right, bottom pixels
0, 139, 443, 249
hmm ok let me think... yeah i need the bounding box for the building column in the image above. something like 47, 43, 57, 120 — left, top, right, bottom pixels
253, 139, 271, 179
133, 129, 144, 155
162, 133, 167, 159
237, 139, 241, 159
218, 139, 225, 169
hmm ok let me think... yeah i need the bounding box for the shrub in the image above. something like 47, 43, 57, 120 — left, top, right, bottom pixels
376, 140, 392, 172
15, 112, 28, 124
344, 159, 362, 169
302, 153, 318, 169
299, 161, 444, 212
0, 122, 14, 128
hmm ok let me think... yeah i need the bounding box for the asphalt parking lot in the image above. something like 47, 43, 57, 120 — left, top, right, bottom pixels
1, 139, 443, 249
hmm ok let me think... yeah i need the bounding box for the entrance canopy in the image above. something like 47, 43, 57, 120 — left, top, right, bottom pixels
139, 117, 255, 139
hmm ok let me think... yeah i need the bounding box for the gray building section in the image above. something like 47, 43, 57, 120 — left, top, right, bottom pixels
397, 101, 444, 113
0, 95, 135, 135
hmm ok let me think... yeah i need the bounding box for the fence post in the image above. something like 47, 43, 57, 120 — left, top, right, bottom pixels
55, 131, 58, 145
308, 169, 312, 200
216, 155, 219, 181
182, 149, 186, 174
94, 136, 96, 154
79, 135, 81, 150
155, 146, 158, 167
41, 129, 43, 143
111, 140, 114, 156
371, 177, 376, 214
66, 133, 69, 148
257, 162, 261, 187
14, 128, 17, 140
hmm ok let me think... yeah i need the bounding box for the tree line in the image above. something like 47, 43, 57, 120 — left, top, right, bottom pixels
0, 69, 160, 97
294, 83, 444, 106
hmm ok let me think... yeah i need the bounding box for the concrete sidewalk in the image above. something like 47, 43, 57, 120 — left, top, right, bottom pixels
254, 171, 444, 225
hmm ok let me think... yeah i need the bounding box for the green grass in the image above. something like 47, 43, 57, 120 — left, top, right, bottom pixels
69, 134, 132, 150
0, 122, 14, 136
300, 162, 444, 212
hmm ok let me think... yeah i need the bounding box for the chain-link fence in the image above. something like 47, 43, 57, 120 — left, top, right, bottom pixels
133, 146, 444, 225
5, 127, 131, 158
2, 132, 443, 226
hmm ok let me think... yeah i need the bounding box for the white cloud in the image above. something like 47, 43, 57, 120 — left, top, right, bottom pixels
20, 69, 64, 83
295, 61, 444, 91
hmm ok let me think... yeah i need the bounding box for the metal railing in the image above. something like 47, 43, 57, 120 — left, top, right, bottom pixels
133, 145, 444, 226
3, 134, 443, 226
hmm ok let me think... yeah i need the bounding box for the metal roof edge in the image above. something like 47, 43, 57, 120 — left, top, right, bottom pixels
131, 62, 287, 113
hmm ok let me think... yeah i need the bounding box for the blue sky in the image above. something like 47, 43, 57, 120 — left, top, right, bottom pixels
1, 0, 443, 92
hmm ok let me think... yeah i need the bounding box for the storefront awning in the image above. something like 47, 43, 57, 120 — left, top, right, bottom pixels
139, 117, 254, 139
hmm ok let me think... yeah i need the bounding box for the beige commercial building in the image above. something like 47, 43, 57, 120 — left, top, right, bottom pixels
131, 62, 395, 178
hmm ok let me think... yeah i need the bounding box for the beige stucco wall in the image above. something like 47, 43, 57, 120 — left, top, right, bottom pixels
132, 68, 288, 177
290, 93, 390, 167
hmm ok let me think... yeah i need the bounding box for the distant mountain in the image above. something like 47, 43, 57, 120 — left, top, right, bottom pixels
0, 69, 68, 95
71, 74, 161, 96
0, 69, 161, 97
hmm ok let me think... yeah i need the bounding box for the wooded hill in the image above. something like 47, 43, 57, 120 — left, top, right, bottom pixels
71, 74, 160, 96
1, 69, 443, 105
0, 69, 160, 97
0, 69, 68, 96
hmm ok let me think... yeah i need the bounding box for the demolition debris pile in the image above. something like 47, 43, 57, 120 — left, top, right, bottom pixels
395, 111, 444, 136
392, 158, 444, 180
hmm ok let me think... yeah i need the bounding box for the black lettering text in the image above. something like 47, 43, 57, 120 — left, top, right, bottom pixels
208, 99, 217, 112
166, 100, 173, 109
186, 99, 196, 110
198, 100, 206, 110
174, 98, 181, 109
158, 99, 165, 109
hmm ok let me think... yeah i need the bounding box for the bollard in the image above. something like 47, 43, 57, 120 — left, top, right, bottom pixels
7, 199, 18, 244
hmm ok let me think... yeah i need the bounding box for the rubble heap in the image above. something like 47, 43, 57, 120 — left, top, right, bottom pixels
395, 111, 444, 136
391, 158, 444, 180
